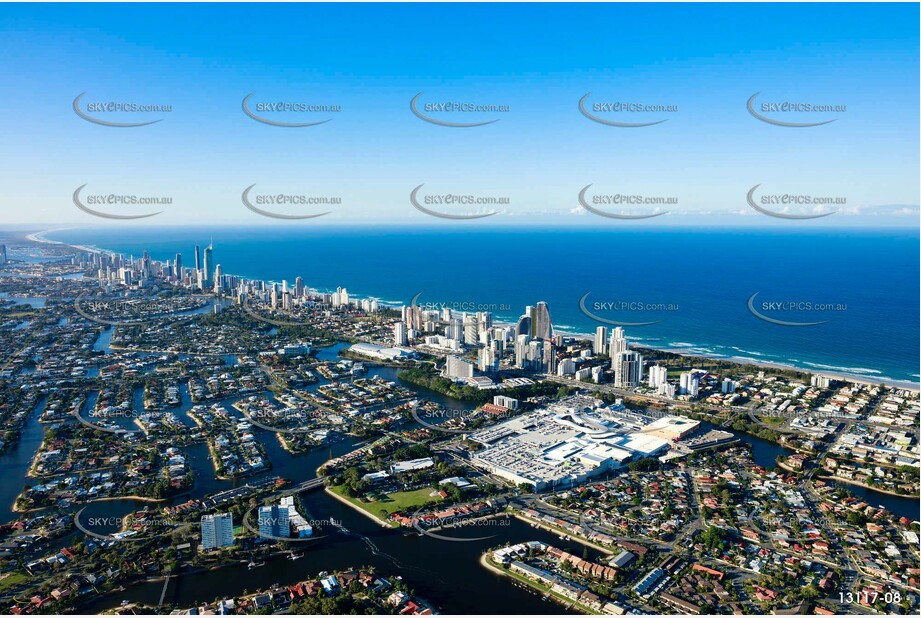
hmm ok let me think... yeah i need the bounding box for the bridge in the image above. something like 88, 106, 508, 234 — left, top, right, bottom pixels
291, 477, 326, 493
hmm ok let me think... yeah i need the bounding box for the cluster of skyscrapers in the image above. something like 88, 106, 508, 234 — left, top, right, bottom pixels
70, 243, 383, 319
593, 327, 643, 388
397, 301, 559, 381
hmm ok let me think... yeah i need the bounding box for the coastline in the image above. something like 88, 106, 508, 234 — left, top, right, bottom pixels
26, 228, 920, 392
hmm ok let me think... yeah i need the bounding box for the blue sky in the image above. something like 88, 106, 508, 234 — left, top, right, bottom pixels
0, 2, 918, 226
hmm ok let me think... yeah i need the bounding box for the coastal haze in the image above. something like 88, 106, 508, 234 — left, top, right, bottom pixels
1, 2, 919, 618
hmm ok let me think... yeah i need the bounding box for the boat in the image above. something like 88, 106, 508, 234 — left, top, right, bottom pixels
247, 560, 265, 569
288, 552, 303, 561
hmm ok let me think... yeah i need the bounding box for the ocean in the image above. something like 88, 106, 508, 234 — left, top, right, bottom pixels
45, 226, 920, 386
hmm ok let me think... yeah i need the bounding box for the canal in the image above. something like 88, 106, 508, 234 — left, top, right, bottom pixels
5, 337, 918, 612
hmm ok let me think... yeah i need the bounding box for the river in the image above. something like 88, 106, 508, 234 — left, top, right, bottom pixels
5, 337, 918, 613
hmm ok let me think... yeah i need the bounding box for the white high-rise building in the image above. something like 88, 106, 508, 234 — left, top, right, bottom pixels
658, 383, 676, 399
393, 322, 408, 346
332, 287, 349, 308
463, 314, 479, 345
514, 334, 530, 369
557, 357, 576, 376
680, 372, 700, 397
594, 326, 608, 356
609, 327, 628, 357
477, 346, 499, 373
648, 365, 668, 388
810, 374, 832, 389
445, 355, 475, 379
201, 513, 234, 549
721, 378, 736, 394
613, 350, 643, 388
446, 318, 463, 342
591, 365, 604, 383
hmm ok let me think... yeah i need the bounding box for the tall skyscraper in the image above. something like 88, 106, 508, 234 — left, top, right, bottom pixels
0, 244, 7, 265
613, 350, 643, 388
393, 322, 408, 346
530, 301, 553, 340
463, 313, 479, 345
174, 252, 182, 279
294, 276, 304, 297
514, 307, 532, 338
594, 326, 608, 356
201, 513, 234, 549
609, 327, 628, 356
194, 244, 201, 273
478, 346, 498, 373
213, 264, 223, 295
514, 334, 530, 369
202, 243, 214, 286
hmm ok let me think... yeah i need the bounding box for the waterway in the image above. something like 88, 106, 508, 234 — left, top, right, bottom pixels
5, 338, 918, 613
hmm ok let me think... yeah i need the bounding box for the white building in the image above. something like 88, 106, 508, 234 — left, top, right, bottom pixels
393, 322, 408, 346
648, 365, 668, 388
609, 327, 628, 356
445, 355, 475, 380
594, 326, 608, 356
201, 513, 234, 549
613, 351, 643, 388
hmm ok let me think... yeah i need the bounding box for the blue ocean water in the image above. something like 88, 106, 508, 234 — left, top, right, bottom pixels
47, 226, 919, 385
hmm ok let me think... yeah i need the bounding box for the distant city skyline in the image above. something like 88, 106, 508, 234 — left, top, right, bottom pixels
0, 3, 918, 225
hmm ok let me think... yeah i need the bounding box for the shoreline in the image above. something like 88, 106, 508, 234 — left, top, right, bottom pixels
819, 474, 920, 499
322, 485, 393, 528
478, 552, 598, 615
25, 228, 920, 392
512, 512, 614, 555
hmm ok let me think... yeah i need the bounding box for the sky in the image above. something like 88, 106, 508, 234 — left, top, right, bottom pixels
0, 2, 918, 227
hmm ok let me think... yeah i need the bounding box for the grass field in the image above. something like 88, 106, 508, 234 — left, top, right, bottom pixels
0, 571, 29, 592
329, 485, 442, 519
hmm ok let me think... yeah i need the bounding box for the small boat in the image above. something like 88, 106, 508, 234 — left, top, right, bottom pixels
288, 552, 303, 561
247, 560, 265, 569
